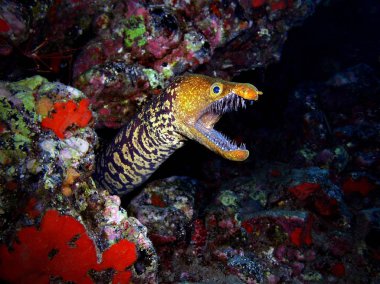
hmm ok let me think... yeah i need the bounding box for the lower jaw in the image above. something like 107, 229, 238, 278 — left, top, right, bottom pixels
194, 124, 249, 161
221, 148, 249, 161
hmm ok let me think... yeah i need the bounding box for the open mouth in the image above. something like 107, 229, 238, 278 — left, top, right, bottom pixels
195, 93, 248, 152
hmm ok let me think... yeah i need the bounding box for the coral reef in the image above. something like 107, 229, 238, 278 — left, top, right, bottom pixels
139, 162, 377, 282
0, 76, 158, 283
0, 75, 95, 196
128, 177, 200, 244
72, 0, 319, 127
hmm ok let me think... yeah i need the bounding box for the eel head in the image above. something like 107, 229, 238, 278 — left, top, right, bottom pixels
171, 74, 262, 161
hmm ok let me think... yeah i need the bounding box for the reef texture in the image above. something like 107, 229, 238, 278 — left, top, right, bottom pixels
0, 76, 158, 283
71, 0, 319, 127
0, 0, 320, 128
128, 177, 201, 245
0, 0, 118, 79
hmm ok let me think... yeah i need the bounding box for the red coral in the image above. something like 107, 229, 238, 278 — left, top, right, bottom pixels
270, 0, 289, 11
98, 239, 137, 272
289, 182, 340, 217
41, 99, 92, 139
150, 192, 167, 208
303, 215, 313, 246
241, 220, 254, 234
289, 216, 313, 247
112, 271, 133, 284
149, 234, 177, 245
0, 121, 7, 133
342, 177, 376, 196
0, 19, 10, 33
251, 0, 292, 10
0, 210, 137, 283
191, 219, 207, 255
209, 2, 222, 17
290, 227, 303, 247
289, 182, 321, 201
251, 0, 266, 8
269, 169, 282, 177
331, 262, 346, 277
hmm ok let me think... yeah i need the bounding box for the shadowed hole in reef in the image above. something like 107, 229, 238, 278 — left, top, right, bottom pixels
134, 249, 149, 275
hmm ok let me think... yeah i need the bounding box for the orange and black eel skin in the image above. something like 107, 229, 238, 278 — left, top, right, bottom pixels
95, 74, 262, 195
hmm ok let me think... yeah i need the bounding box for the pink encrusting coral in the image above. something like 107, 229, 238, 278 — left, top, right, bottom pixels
0, 210, 137, 283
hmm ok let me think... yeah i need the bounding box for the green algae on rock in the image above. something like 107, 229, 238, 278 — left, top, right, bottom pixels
0, 76, 96, 193
0, 76, 158, 282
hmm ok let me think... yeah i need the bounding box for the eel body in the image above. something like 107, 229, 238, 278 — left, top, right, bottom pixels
95, 74, 262, 195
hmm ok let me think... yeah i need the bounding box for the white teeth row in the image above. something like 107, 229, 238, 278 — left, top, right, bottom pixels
197, 122, 247, 151
207, 93, 246, 114
195, 93, 249, 151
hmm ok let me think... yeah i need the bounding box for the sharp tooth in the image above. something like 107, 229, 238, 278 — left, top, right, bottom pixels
198, 93, 249, 151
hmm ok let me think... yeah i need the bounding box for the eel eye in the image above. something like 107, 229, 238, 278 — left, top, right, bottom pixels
210, 82, 223, 96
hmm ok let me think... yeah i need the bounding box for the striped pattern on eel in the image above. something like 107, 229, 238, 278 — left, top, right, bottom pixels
95, 74, 262, 195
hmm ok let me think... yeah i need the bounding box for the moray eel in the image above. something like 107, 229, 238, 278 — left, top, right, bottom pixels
95, 74, 262, 195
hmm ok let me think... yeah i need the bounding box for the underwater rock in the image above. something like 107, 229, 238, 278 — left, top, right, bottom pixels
0, 76, 158, 283
199, 0, 321, 77
128, 176, 200, 245
279, 64, 380, 176
0, 76, 96, 217
74, 62, 164, 128
0, 0, 112, 53
73, 0, 252, 78
357, 208, 380, 260
1, 0, 318, 81
227, 254, 264, 283
0, 0, 119, 81
96, 193, 159, 283
147, 157, 376, 283
0, 0, 53, 56
323, 64, 380, 111
73, 0, 320, 127
341, 171, 379, 214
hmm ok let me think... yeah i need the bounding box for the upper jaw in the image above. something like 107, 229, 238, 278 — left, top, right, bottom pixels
231, 83, 262, 101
